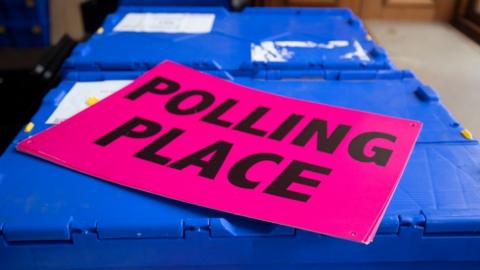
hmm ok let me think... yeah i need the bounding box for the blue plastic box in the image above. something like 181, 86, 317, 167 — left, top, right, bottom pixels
64, 69, 470, 144
0, 10, 10, 46
64, 7, 391, 72
2, 0, 49, 22
0, 2, 5, 20
1, 0, 49, 47
5, 19, 49, 47
1, 71, 479, 269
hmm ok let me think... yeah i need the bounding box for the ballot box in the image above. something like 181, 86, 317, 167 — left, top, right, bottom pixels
63, 7, 392, 73
0, 71, 478, 269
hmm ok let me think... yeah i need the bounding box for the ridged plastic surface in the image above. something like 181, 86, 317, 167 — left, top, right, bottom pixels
1, 74, 479, 269
64, 7, 391, 71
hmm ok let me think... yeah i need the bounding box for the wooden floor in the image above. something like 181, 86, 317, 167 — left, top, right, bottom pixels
367, 20, 480, 139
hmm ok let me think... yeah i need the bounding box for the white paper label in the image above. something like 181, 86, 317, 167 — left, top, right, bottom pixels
113, 13, 215, 33
46, 80, 132, 124
251, 40, 370, 63
341, 40, 370, 62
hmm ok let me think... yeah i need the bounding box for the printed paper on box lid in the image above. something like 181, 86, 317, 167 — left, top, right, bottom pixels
17, 61, 421, 244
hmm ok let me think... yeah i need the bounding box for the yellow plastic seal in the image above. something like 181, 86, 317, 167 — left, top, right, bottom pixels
461, 129, 473, 140
86, 96, 100, 106
26, 0, 35, 8
31, 25, 42, 34
24, 122, 34, 133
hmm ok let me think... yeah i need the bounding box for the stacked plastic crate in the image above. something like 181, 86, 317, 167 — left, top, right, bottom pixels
0, 0, 49, 47
0, 1, 8, 46
0, 6, 479, 270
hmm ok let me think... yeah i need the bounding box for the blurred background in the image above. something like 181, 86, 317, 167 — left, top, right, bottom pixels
0, 0, 479, 152
1, 2, 480, 268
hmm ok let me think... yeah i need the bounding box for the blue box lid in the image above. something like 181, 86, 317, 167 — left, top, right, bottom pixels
64, 7, 391, 72
63, 69, 473, 144
1, 72, 479, 242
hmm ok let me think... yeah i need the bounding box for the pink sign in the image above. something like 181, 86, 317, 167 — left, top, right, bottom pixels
17, 61, 421, 243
